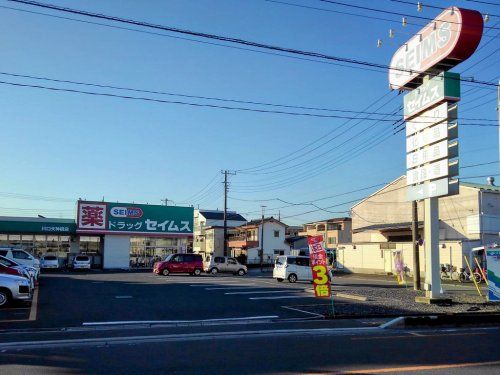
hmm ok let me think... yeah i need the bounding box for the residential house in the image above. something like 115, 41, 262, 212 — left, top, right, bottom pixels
228, 217, 290, 265
298, 217, 352, 249
193, 210, 246, 258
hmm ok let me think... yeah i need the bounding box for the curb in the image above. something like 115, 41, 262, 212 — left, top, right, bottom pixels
381, 312, 500, 329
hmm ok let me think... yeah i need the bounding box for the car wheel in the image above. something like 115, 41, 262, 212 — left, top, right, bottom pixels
210, 268, 218, 275
237, 269, 246, 276
0, 289, 11, 308
277, 278, 284, 282
162, 269, 170, 276
288, 274, 298, 283
193, 269, 202, 276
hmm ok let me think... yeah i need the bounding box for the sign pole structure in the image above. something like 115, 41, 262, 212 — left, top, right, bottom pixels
424, 197, 441, 298
412, 200, 421, 290
388, 6, 483, 303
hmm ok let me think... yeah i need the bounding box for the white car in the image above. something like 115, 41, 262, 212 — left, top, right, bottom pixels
0, 248, 40, 271
273, 255, 312, 283
0, 274, 32, 307
41, 255, 60, 270
73, 255, 91, 270
204, 256, 247, 276
0, 255, 35, 289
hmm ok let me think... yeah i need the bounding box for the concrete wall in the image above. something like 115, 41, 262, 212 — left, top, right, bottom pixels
103, 235, 130, 269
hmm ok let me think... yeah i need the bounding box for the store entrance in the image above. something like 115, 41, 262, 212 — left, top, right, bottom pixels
130, 237, 185, 268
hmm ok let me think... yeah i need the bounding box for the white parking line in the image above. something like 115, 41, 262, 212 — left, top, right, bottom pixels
281, 305, 324, 317
206, 287, 264, 290
225, 290, 306, 295
28, 288, 38, 321
249, 295, 314, 300
189, 284, 256, 287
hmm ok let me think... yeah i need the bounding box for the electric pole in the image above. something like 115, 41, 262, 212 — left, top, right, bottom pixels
412, 200, 421, 290
260, 205, 266, 271
222, 170, 236, 257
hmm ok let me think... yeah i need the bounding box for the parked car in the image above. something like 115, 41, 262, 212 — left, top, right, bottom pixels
0, 273, 32, 307
41, 254, 60, 270
204, 256, 247, 276
273, 255, 312, 283
73, 255, 91, 270
0, 248, 40, 271
0, 255, 37, 287
153, 253, 203, 276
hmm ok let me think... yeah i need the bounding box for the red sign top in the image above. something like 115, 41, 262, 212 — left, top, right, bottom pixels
389, 7, 483, 90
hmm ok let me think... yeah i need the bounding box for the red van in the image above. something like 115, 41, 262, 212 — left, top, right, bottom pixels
153, 253, 203, 276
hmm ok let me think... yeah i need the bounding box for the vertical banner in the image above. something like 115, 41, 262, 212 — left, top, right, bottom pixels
486, 247, 500, 302
308, 235, 331, 298
393, 251, 407, 286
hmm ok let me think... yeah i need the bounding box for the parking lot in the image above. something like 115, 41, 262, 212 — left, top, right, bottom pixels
0, 270, 383, 329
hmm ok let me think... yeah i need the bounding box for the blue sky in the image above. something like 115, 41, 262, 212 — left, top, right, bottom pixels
0, 0, 498, 225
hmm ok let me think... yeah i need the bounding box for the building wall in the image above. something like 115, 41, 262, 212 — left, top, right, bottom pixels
298, 220, 352, 246
351, 178, 490, 243
337, 240, 481, 276
103, 235, 130, 269
246, 221, 290, 264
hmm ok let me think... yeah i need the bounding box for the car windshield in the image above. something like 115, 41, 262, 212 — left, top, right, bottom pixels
44, 255, 57, 260
0, 256, 17, 267
164, 255, 173, 262
75, 256, 89, 261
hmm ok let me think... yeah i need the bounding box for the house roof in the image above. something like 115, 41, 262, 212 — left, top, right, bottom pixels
199, 211, 247, 222
303, 217, 352, 225
350, 176, 405, 210
353, 221, 424, 233
461, 182, 500, 193
240, 217, 287, 228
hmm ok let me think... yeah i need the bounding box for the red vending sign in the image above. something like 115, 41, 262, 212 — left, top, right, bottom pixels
308, 235, 331, 298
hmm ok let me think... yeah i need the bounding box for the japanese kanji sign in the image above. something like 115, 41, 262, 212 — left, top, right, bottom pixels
77, 201, 193, 236
308, 235, 331, 298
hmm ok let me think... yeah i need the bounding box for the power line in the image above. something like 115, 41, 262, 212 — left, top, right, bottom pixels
316, 0, 499, 30
389, 0, 500, 18
464, 0, 500, 6
6, 0, 499, 87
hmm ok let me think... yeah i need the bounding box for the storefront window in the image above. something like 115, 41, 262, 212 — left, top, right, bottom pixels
79, 236, 101, 254
130, 237, 185, 268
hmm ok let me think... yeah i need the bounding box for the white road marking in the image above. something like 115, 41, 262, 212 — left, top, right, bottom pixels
281, 305, 324, 317
28, 288, 38, 321
82, 315, 279, 326
249, 295, 314, 300
115, 296, 133, 299
205, 286, 262, 290
225, 290, 306, 295
189, 284, 256, 287
0, 327, 382, 350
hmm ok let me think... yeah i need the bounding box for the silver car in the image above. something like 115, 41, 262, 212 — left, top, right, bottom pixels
41, 254, 60, 270
0, 255, 36, 289
204, 256, 247, 276
73, 255, 91, 270
0, 274, 32, 307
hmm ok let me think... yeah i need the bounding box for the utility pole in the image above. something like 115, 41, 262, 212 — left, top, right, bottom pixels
260, 205, 266, 271
412, 200, 421, 290
222, 170, 236, 257
161, 198, 169, 206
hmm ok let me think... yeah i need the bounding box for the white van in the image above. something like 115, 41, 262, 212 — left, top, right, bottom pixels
273, 255, 312, 283
0, 248, 40, 270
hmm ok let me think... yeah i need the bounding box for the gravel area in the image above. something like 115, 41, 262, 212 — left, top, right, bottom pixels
306, 283, 500, 317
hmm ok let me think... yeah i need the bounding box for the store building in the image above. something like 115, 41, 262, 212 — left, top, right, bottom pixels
0, 200, 193, 269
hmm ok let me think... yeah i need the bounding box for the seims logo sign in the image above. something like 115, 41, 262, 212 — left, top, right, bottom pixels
389, 7, 483, 90
110, 207, 143, 219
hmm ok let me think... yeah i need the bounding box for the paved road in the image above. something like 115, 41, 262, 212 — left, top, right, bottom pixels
0, 324, 498, 374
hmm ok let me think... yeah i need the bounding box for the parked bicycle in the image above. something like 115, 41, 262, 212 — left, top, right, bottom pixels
457, 267, 482, 283
440, 264, 459, 281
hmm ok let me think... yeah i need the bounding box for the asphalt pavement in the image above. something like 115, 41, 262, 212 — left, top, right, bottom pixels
0, 270, 498, 374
